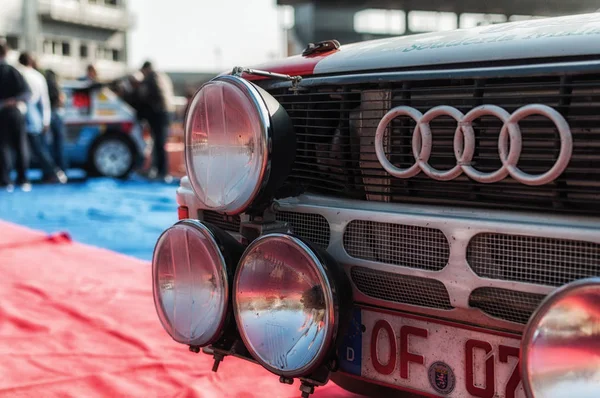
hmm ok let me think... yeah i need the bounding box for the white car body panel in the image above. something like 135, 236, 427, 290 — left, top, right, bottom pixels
314, 13, 600, 75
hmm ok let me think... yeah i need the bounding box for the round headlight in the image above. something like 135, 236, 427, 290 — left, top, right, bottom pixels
152, 220, 241, 347
185, 75, 295, 215
521, 278, 600, 398
233, 234, 348, 378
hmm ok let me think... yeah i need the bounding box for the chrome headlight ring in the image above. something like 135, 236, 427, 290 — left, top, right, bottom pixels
232, 233, 352, 378
184, 75, 295, 215
521, 278, 600, 398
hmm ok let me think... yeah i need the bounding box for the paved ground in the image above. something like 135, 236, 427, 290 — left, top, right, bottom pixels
0, 170, 179, 261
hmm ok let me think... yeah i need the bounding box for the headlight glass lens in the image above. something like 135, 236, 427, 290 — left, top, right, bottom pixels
233, 234, 335, 377
185, 77, 268, 214
152, 221, 228, 346
522, 279, 600, 398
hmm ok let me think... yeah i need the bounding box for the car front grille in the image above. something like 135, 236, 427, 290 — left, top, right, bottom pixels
201, 206, 599, 325
343, 220, 449, 271
468, 233, 600, 286
469, 287, 546, 325
351, 266, 454, 310
276, 211, 330, 249
268, 72, 600, 216
202, 210, 241, 232
201, 210, 330, 249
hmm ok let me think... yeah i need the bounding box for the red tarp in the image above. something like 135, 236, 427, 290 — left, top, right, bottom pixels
0, 222, 359, 397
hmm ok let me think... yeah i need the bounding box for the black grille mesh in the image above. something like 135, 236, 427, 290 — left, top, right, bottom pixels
269, 74, 600, 215
276, 211, 330, 249
469, 287, 545, 324
202, 210, 240, 232
201, 210, 330, 249
351, 266, 453, 310
468, 233, 600, 286
344, 220, 449, 270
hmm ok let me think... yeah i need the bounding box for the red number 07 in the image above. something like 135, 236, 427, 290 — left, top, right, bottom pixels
465, 340, 521, 398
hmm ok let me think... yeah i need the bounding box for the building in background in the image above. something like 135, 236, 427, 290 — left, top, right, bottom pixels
279, 0, 600, 53
0, 0, 133, 80
166, 71, 217, 98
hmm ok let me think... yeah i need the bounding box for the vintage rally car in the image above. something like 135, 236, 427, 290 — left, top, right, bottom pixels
151, 13, 600, 398
60, 80, 147, 178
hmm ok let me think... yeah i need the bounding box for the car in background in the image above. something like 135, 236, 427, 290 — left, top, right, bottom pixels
59, 81, 148, 178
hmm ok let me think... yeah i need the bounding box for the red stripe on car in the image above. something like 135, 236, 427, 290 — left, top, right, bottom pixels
238, 50, 338, 81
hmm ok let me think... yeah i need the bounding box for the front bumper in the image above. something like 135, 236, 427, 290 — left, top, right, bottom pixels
176, 176, 600, 335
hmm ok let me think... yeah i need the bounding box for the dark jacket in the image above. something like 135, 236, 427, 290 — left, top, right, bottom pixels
0, 60, 31, 107
46, 72, 62, 110
138, 71, 173, 114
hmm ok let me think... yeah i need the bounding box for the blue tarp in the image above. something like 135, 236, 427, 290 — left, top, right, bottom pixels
0, 171, 178, 261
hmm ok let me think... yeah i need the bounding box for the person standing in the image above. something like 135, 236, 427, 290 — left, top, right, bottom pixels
45, 69, 68, 172
0, 41, 31, 191
138, 61, 174, 182
17, 52, 67, 184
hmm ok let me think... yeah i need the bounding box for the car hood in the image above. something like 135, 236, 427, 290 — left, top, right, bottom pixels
247, 13, 600, 78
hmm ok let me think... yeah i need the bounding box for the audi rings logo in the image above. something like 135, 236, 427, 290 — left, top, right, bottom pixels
374, 104, 573, 186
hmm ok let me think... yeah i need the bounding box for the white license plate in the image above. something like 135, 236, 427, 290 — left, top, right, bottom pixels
338, 307, 526, 397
